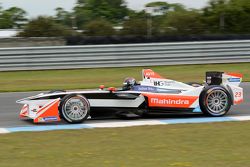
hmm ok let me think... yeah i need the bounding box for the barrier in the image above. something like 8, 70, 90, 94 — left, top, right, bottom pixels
0, 40, 250, 71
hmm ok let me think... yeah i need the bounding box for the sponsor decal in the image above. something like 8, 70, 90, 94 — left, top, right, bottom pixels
133, 86, 177, 93
228, 78, 241, 82
37, 117, 58, 122
143, 69, 164, 79
144, 94, 198, 108
145, 72, 155, 78
43, 116, 58, 122
153, 80, 175, 87
151, 98, 189, 105
154, 81, 164, 86
133, 86, 157, 92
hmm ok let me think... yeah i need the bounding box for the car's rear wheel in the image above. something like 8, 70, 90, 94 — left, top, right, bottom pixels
59, 94, 90, 124
199, 86, 232, 117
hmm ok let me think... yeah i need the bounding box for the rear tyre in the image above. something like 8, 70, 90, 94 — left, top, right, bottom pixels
59, 94, 90, 124
199, 86, 232, 117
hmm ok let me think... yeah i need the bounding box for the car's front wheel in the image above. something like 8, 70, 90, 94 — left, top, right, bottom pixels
199, 86, 232, 117
59, 94, 90, 123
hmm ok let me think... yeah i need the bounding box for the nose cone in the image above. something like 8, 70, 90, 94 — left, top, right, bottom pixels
16, 93, 42, 104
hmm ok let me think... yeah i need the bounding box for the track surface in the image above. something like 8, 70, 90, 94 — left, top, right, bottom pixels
0, 83, 249, 128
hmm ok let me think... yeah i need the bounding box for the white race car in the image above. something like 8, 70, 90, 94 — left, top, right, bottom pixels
17, 69, 243, 124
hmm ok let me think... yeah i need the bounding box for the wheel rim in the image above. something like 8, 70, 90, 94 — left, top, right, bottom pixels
206, 90, 228, 114
64, 97, 89, 121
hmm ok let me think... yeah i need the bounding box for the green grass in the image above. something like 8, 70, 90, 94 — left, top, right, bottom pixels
0, 63, 249, 92
1, 121, 250, 167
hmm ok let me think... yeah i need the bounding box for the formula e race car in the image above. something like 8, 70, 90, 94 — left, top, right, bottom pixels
17, 69, 243, 124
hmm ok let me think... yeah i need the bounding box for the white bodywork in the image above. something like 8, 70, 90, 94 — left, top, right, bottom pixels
16, 69, 243, 123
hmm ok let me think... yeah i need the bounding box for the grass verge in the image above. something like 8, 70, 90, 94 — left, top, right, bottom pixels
0, 63, 249, 92
1, 121, 250, 167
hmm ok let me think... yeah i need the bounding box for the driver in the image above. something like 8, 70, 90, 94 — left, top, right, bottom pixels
122, 77, 137, 90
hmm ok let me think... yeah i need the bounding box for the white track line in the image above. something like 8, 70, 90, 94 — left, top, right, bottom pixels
1, 115, 250, 134
88, 120, 165, 128
230, 116, 250, 121
0, 128, 10, 134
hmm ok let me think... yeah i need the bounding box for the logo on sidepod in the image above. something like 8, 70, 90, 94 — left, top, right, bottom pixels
228, 78, 241, 82
151, 98, 190, 105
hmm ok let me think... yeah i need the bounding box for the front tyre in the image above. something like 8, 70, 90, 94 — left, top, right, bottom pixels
199, 86, 232, 117
59, 94, 90, 124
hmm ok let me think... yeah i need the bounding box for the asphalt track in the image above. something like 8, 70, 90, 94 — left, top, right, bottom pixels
0, 83, 249, 129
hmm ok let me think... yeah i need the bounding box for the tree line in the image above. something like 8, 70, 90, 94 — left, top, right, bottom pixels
1, 0, 250, 37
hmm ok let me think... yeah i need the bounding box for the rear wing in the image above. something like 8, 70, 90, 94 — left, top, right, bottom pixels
206, 72, 243, 87
223, 72, 243, 86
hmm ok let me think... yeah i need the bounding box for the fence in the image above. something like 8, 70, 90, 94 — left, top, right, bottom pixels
0, 40, 250, 71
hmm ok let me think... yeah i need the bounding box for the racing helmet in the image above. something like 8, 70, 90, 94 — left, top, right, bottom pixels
123, 77, 137, 90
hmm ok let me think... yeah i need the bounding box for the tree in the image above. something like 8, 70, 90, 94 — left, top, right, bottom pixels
0, 13, 13, 29
54, 7, 75, 28
202, 0, 250, 34
226, 0, 250, 33
127, 10, 147, 19
122, 17, 148, 36
143, 2, 188, 36
74, 0, 129, 27
18, 16, 75, 37
0, 7, 27, 29
202, 0, 229, 33
160, 9, 204, 35
83, 19, 115, 36
145, 1, 185, 13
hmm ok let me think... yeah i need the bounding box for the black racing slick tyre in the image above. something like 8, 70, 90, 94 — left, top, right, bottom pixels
199, 86, 232, 117
59, 94, 90, 124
